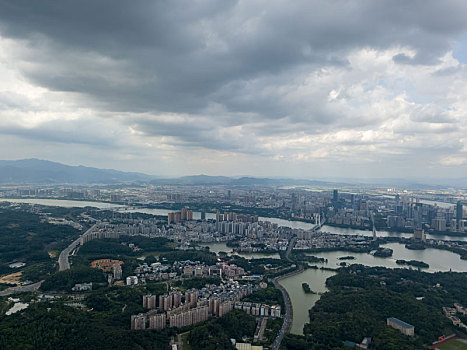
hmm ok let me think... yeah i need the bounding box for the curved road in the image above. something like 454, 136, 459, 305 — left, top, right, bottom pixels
271, 220, 325, 349
58, 224, 97, 271
271, 236, 303, 350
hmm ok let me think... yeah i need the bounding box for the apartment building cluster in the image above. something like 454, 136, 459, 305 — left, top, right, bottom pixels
167, 207, 193, 224
134, 261, 177, 283
326, 207, 371, 228
234, 301, 281, 318
131, 283, 260, 330
80, 221, 161, 245
216, 211, 259, 223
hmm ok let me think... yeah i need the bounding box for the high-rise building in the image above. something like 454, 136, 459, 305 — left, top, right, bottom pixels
413, 229, 426, 242
333, 189, 338, 202
159, 294, 173, 311
186, 209, 193, 220
172, 291, 182, 308
143, 295, 157, 309
149, 313, 166, 330
112, 263, 122, 280
457, 201, 464, 230
131, 314, 146, 330
185, 289, 199, 307
181, 207, 187, 221
431, 218, 446, 232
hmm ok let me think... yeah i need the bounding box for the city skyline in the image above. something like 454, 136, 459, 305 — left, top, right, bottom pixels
0, 1, 467, 178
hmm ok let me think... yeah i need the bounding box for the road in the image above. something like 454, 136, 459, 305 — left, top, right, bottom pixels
58, 224, 97, 271
271, 236, 303, 350
270, 220, 324, 349
0, 280, 44, 297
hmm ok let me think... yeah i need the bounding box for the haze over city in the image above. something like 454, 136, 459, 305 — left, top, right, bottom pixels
0, 1, 466, 179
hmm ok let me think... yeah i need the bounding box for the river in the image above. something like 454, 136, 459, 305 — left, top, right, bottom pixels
2, 198, 125, 209
3, 198, 465, 242
320, 225, 467, 242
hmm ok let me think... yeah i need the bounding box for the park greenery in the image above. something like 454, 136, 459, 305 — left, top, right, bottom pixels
396, 259, 429, 269
187, 310, 256, 350
0, 206, 80, 281
242, 284, 284, 308
0, 302, 174, 349
283, 265, 467, 350
302, 283, 316, 294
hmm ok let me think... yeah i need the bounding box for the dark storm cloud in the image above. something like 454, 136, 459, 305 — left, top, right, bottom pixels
0, 0, 466, 172
1, 0, 466, 115
0, 118, 121, 148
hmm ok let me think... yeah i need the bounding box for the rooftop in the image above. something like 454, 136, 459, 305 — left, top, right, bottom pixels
387, 317, 414, 329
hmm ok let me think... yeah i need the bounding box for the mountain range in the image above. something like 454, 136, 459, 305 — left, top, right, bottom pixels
0, 159, 465, 188
0, 159, 151, 184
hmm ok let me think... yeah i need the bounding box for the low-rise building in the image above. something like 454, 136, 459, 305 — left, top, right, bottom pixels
386, 317, 414, 336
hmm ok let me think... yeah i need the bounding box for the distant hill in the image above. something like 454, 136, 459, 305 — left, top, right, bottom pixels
150, 174, 341, 187
0, 159, 151, 184
0, 159, 465, 188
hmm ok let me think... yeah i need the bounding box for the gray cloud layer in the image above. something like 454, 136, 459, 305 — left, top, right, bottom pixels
0, 0, 466, 177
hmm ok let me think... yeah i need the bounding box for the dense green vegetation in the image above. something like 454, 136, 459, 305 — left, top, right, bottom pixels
187, 310, 256, 350
302, 283, 315, 294
264, 318, 283, 344
79, 239, 134, 256
227, 255, 290, 275
159, 250, 217, 265
120, 236, 172, 251
242, 284, 284, 308
0, 207, 80, 281
338, 256, 355, 260
0, 207, 79, 264
283, 265, 467, 350
396, 260, 429, 269
41, 266, 107, 291
373, 247, 393, 257
294, 253, 327, 264
0, 302, 174, 349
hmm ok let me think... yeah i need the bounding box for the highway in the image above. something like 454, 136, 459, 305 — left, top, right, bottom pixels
58, 224, 97, 271
271, 236, 302, 350
271, 219, 325, 349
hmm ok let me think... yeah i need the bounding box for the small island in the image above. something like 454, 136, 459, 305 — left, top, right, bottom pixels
302, 255, 327, 263
405, 242, 426, 250
373, 247, 393, 257
338, 255, 355, 260
302, 282, 317, 294
396, 259, 429, 268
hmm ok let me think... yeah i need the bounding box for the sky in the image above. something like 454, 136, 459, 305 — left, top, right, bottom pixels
0, 0, 466, 179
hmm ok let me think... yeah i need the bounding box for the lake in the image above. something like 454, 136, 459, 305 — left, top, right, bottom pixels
280, 241, 467, 335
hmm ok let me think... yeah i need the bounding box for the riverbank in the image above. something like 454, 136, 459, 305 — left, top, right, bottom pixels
325, 222, 467, 239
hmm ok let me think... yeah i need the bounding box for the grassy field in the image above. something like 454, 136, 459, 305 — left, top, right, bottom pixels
436, 339, 467, 350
